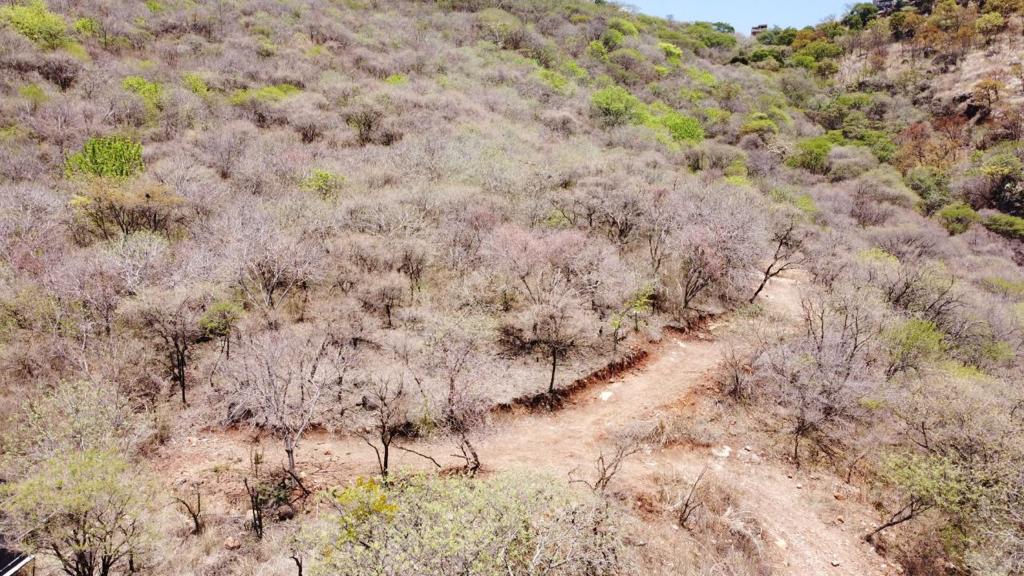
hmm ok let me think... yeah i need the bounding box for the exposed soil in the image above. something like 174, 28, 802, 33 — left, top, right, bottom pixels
157, 273, 898, 575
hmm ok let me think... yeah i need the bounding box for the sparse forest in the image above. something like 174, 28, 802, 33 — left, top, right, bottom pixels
0, 0, 1023, 574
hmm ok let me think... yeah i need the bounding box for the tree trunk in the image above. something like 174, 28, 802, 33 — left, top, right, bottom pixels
548, 350, 558, 394
285, 438, 296, 477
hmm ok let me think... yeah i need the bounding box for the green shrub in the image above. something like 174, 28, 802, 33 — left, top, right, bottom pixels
884, 318, 945, 376
537, 69, 572, 95
787, 136, 833, 174
0, 0, 66, 49
301, 169, 345, 199
984, 212, 1024, 240
228, 83, 301, 106
769, 187, 818, 216
795, 39, 843, 61
740, 112, 778, 137
477, 8, 524, 49
587, 39, 608, 59
658, 41, 682, 61
384, 73, 408, 85
181, 72, 208, 97
679, 22, 737, 49
122, 76, 163, 117
983, 277, 1024, 299
590, 85, 646, 126
882, 452, 980, 517
905, 166, 950, 214
788, 54, 816, 69
73, 16, 99, 36
199, 300, 242, 342
608, 17, 638, 37
937, 202, 980, 235
18, 83, 48, 107
308, 473, 621, 574
65, 135, 144, 179
658, 110, 704, 143
685, 66, 716, 88
600, 28, 624, 50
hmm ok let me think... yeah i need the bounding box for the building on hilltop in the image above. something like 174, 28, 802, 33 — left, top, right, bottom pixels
751, 24, 768, 37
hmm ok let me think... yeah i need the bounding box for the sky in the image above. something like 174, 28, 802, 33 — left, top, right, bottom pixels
627, 1, 853, 35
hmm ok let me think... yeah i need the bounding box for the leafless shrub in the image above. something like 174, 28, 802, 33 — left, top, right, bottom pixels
228, 324, 356, 477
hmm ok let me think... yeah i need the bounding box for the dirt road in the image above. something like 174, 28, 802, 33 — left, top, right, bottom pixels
160, 274, 894, 575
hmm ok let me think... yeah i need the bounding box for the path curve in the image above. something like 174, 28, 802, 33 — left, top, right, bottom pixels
159, 274, 895, 576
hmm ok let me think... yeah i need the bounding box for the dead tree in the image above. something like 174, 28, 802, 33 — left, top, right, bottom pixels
571, 433, 645, 494
134, 290, 206, 406
674, 465, 709, 529
750, 220, 807, 303
357, 377, 408, 480
172, 485, 205, 535
230, 326, 354, 478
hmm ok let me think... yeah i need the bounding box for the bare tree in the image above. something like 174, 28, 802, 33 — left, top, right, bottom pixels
132, 289, 207, 405
356, 376, 409, 480
570, 429, 647, 494
750, 219, 808, 303
499, 300, 589, 396
402, 332, 488, 475
229, 325, 355, 477
755, 290, 882, 467
672, 465, 709, 529
236, 212, 322, 315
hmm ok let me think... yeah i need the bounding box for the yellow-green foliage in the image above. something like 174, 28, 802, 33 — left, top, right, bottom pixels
18, 83, 48, 107
685, 66, 717, 88
740, 112, 779, 137
885, 318, 945, 367
655, 109, 704, 143
301, 169, 345, 199
658, 41, 682, 62
311, 473, 619, 574
882, 452, 982, 515
73, 16, 99, 36
858, 247, 898, 264
983, 277, 1024, 299
936, 202, 980, 235
607, 17, 638, 37
1, 449, 156, 573
65, 135, 144, 179
384, 73, 408, 85
199, 301, 243, 339
0, 0, 67, 49
182, 73, 209, 97
591, 85, 647, 126
229, 83, 301, 105
327, 477, 398, 544
477, 7, 523, 48
537, 68, 573, 95
122, 76, 163, 117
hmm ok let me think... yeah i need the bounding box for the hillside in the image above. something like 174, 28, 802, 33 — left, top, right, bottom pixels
0, 0, 1023, 575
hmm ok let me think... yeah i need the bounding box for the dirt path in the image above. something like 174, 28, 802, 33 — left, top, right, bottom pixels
159, 274, 894, 575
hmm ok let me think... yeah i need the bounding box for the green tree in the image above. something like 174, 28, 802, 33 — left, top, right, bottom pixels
787, 136, 833, 174
936, 202, 980, 235
305, 473, 622, 576
884, 318, 945, 379
867, 452, 979, 542
842, 3, 879, 30
199, 300, 243, 358
0, 0, 66, 49
1, 450, 156, 576
590, 85, 646, 126
66, 136, 144, 179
